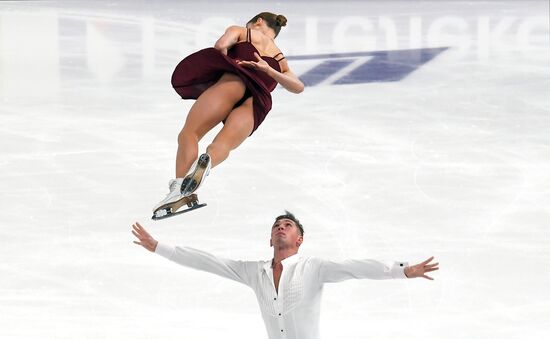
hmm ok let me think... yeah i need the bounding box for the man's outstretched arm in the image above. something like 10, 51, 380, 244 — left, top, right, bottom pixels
132, 222, 254, 286
318, 256, 439, 283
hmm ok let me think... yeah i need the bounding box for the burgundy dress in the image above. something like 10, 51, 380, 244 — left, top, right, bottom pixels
171, 28, 285, 135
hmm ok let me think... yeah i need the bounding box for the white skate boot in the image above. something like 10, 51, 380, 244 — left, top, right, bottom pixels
152, 178, 206, 220
152, 178, 184, 213
181, 153, 211, 196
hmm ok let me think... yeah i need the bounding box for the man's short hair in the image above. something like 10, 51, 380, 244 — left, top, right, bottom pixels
274, 210, 304, 236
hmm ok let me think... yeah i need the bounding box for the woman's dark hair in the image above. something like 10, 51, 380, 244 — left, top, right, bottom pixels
247, 12, 287, 38
274, 210, 304, 236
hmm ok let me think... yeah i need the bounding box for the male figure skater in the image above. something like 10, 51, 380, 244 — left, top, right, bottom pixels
132, 212, 439, 339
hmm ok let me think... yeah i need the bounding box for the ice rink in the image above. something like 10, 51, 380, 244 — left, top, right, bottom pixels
1, 0, 549, 338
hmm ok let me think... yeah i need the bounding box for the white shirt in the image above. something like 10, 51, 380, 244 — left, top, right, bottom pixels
155, 243, 408, 339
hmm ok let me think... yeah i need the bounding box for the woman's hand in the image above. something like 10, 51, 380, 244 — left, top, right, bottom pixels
238, 52, 305, 94
237, 52, 271, 73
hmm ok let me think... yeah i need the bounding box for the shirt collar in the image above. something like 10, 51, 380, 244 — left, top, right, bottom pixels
263, 253, 301, 272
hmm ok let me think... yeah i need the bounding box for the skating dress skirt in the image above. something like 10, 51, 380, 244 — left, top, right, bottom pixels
171, 41, 282, 135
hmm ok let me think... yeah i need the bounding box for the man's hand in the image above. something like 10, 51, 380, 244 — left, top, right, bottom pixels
404, 256, 439, 280
132, 222, 158, 252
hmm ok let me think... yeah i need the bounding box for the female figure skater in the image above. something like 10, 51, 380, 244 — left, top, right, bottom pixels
153, 12, 304, 218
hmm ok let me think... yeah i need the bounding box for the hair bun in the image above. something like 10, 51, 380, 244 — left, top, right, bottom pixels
275, 15, 287, 27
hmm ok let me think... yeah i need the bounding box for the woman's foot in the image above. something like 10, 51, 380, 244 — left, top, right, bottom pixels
152, 178, 185, 212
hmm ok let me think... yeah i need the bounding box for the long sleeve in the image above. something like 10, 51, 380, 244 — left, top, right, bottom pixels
318, 258, 408, 283
155, 242, 254, 287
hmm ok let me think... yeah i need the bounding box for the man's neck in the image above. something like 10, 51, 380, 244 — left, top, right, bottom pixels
272, 247, 298, 266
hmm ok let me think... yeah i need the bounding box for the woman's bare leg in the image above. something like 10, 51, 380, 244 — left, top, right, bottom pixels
206, 97, 254, 168
176, 73, 246, 177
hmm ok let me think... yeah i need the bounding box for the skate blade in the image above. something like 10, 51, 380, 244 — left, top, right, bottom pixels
152, 194, 206, 220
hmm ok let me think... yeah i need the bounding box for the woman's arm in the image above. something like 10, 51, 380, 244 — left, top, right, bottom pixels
214, 25, 243, 55
237, 53, 305, 94
266, 67, 304, 94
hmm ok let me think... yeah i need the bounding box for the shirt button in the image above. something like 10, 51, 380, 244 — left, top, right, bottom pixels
279, 313, 282, 316
281, 330, 284, 332
400, 263, 403, 266
274, 297, 277, 300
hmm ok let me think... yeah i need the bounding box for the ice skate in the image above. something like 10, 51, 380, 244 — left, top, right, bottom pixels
152, 178, 184, 212
152, 193, 206, 220
152, 179, 207, 220
181, 153, 211, 196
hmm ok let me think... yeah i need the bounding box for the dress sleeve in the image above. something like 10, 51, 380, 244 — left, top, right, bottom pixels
318, 258, 409, 283
155, 242, 254, 287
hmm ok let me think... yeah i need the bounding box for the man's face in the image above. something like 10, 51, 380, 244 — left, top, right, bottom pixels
270, 218, 303, 248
